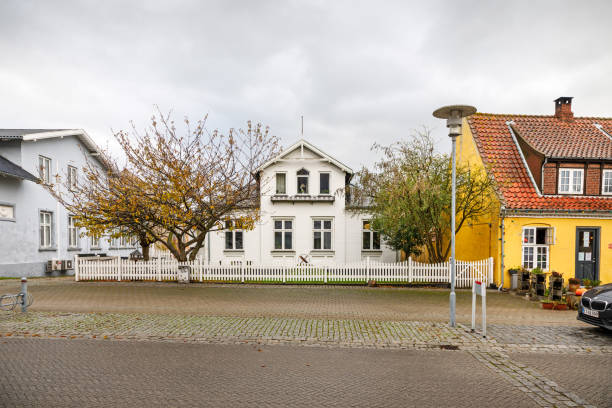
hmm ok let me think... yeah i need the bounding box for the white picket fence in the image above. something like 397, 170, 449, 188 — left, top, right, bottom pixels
74, 256, 493, 288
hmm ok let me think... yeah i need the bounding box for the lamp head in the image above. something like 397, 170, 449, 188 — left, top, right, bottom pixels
432, 105, 477, 138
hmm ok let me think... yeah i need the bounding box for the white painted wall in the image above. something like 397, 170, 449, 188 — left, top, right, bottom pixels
0, 135, 136, 276
206, 143, 397, 265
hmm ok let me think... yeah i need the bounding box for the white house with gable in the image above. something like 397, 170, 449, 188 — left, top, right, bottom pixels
206, 140, 398, 265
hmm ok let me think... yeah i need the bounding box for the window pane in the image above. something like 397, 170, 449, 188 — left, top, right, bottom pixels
314, 231, 321, 249
225, 220, 232, 229
40, 226, 44, 247
572, 170, 582, 192
45, 227, 51, 248
284, 232, 292, 249
559, 170, 570, 192
225, 231, 233, 249
523, 228, 534, 244
320, 173, 330, 194
363, 220, 370, 230
323, 231, 331, 249
314, 220, 321, 230
235, 231, 243, 250
274, 231, 282, 249
373, 232, 380, 250
276, 173, 286, 194
604, 171, 612, 193
274, 220, 282, 229
323, 220, 331, 230
297, 176, 308, 194
284, 220, 292, 230
535, 228, 546, 245
363, 231, 370, 250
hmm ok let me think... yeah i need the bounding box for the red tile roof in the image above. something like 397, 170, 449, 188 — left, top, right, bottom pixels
468, 113, 612, 212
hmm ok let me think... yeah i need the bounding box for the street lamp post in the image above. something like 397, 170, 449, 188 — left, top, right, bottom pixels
432, 104, 477, 327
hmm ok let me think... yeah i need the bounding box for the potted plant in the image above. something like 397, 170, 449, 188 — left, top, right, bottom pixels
540, 300, 554, 310
530, 267, 546, 297
568, 277, 580, 293
553, 301, 568, 311
583, 279, 592, 289
592, 279, 601, 288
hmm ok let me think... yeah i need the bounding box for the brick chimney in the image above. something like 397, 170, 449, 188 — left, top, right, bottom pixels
554, 96, 574, 122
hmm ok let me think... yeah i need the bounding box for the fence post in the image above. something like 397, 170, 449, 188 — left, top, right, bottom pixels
366, 257, 370, 282
117, 257, 122, 282
199, 257, 203, 282
157, 257, 162, 282
241, 262, 245, 283
20, 277, 28, 313
488, 257, 494, 286
74, 255, 79, 281
282, 266, 286, 284
324, 265, 328, 284
408, 256, 412, 283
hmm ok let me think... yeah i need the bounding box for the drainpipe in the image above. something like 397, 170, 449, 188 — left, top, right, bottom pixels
499, 207, 505, 291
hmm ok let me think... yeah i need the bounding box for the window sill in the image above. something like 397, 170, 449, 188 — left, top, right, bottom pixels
0, 218, 16, 223
67, 247, 82, 252
39, 247, 57, 252
224, 249, 245, 254
361, 250, 383, 255
271, 250, 296, 255
310, 250, 335, 256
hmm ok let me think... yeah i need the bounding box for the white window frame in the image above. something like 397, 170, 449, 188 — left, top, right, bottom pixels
68, 215, 79, 248
275, 172, 287, 195
521, 227, 553, 270
224, 220, 244, 251
602, 169, 612, 195
362, 220, 381, 251
67, 165, 78, 191
319, 172, 331, 195
558, 168, 583, 194
90, 235, 100, 249
312, 218, 333, 251
273, 218, 293, 251
39, 210, 53, 248
0, 203, 15, 221
297, 169, 309, 195
39, 155, 51, 184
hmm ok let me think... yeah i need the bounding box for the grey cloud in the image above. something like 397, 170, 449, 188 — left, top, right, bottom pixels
1, 0, 611, 170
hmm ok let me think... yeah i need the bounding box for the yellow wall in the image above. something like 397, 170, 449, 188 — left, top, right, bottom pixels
455, 119, 612, 287
504, 217, 612, 286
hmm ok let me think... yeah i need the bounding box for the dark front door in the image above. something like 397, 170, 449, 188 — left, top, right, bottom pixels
575, 228, 599, 282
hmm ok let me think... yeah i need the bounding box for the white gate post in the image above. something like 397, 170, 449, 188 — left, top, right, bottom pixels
157, 257, 162, 282
117, 257, 122, 282
471, 283, 476, 332
482, 285, 487, 338
74, 255, 79, 281
488, 257, 493, 286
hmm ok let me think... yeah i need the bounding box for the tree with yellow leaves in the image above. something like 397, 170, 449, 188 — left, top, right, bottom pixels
45, 111, 279, 261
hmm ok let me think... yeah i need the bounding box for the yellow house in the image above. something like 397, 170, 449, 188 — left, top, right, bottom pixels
456, 97, 612, 288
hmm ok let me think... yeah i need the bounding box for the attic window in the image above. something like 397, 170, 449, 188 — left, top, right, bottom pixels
297, 168, 309, 194
558, 168, 583, 194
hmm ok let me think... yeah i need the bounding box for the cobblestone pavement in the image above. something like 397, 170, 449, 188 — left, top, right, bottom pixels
0, 338, 537, 408
1, 311, 611, 354
510, 353, 612, 408
0, 278, 589, 326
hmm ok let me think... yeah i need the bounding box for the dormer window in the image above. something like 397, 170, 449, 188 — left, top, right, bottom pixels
558, 168, 583, 194
297, 168, 309, 194
603, 170, 612, 195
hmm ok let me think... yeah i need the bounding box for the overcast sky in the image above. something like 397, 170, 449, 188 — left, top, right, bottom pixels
1, 0, 611, 169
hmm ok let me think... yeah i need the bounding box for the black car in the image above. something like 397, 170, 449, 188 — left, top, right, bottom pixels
577, 283, 612, 330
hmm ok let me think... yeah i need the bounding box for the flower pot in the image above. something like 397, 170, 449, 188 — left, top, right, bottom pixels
541, 302, 554, 310
568, 283, 580, 293
553, 304, 568, 311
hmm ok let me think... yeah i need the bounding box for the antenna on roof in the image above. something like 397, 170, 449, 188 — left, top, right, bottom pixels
301, 115, 304, 138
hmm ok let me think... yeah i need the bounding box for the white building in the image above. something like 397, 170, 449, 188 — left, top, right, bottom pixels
206, 140, 398, 265
0, 129, 138, 277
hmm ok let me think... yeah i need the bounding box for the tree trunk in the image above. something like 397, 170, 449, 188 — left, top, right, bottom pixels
141, 243, 150, 261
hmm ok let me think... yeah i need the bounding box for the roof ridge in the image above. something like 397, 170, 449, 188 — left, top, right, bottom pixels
473, 112, 612, 120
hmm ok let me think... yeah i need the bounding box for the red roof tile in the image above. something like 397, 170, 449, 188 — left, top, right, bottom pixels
468, 113, 612, 212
